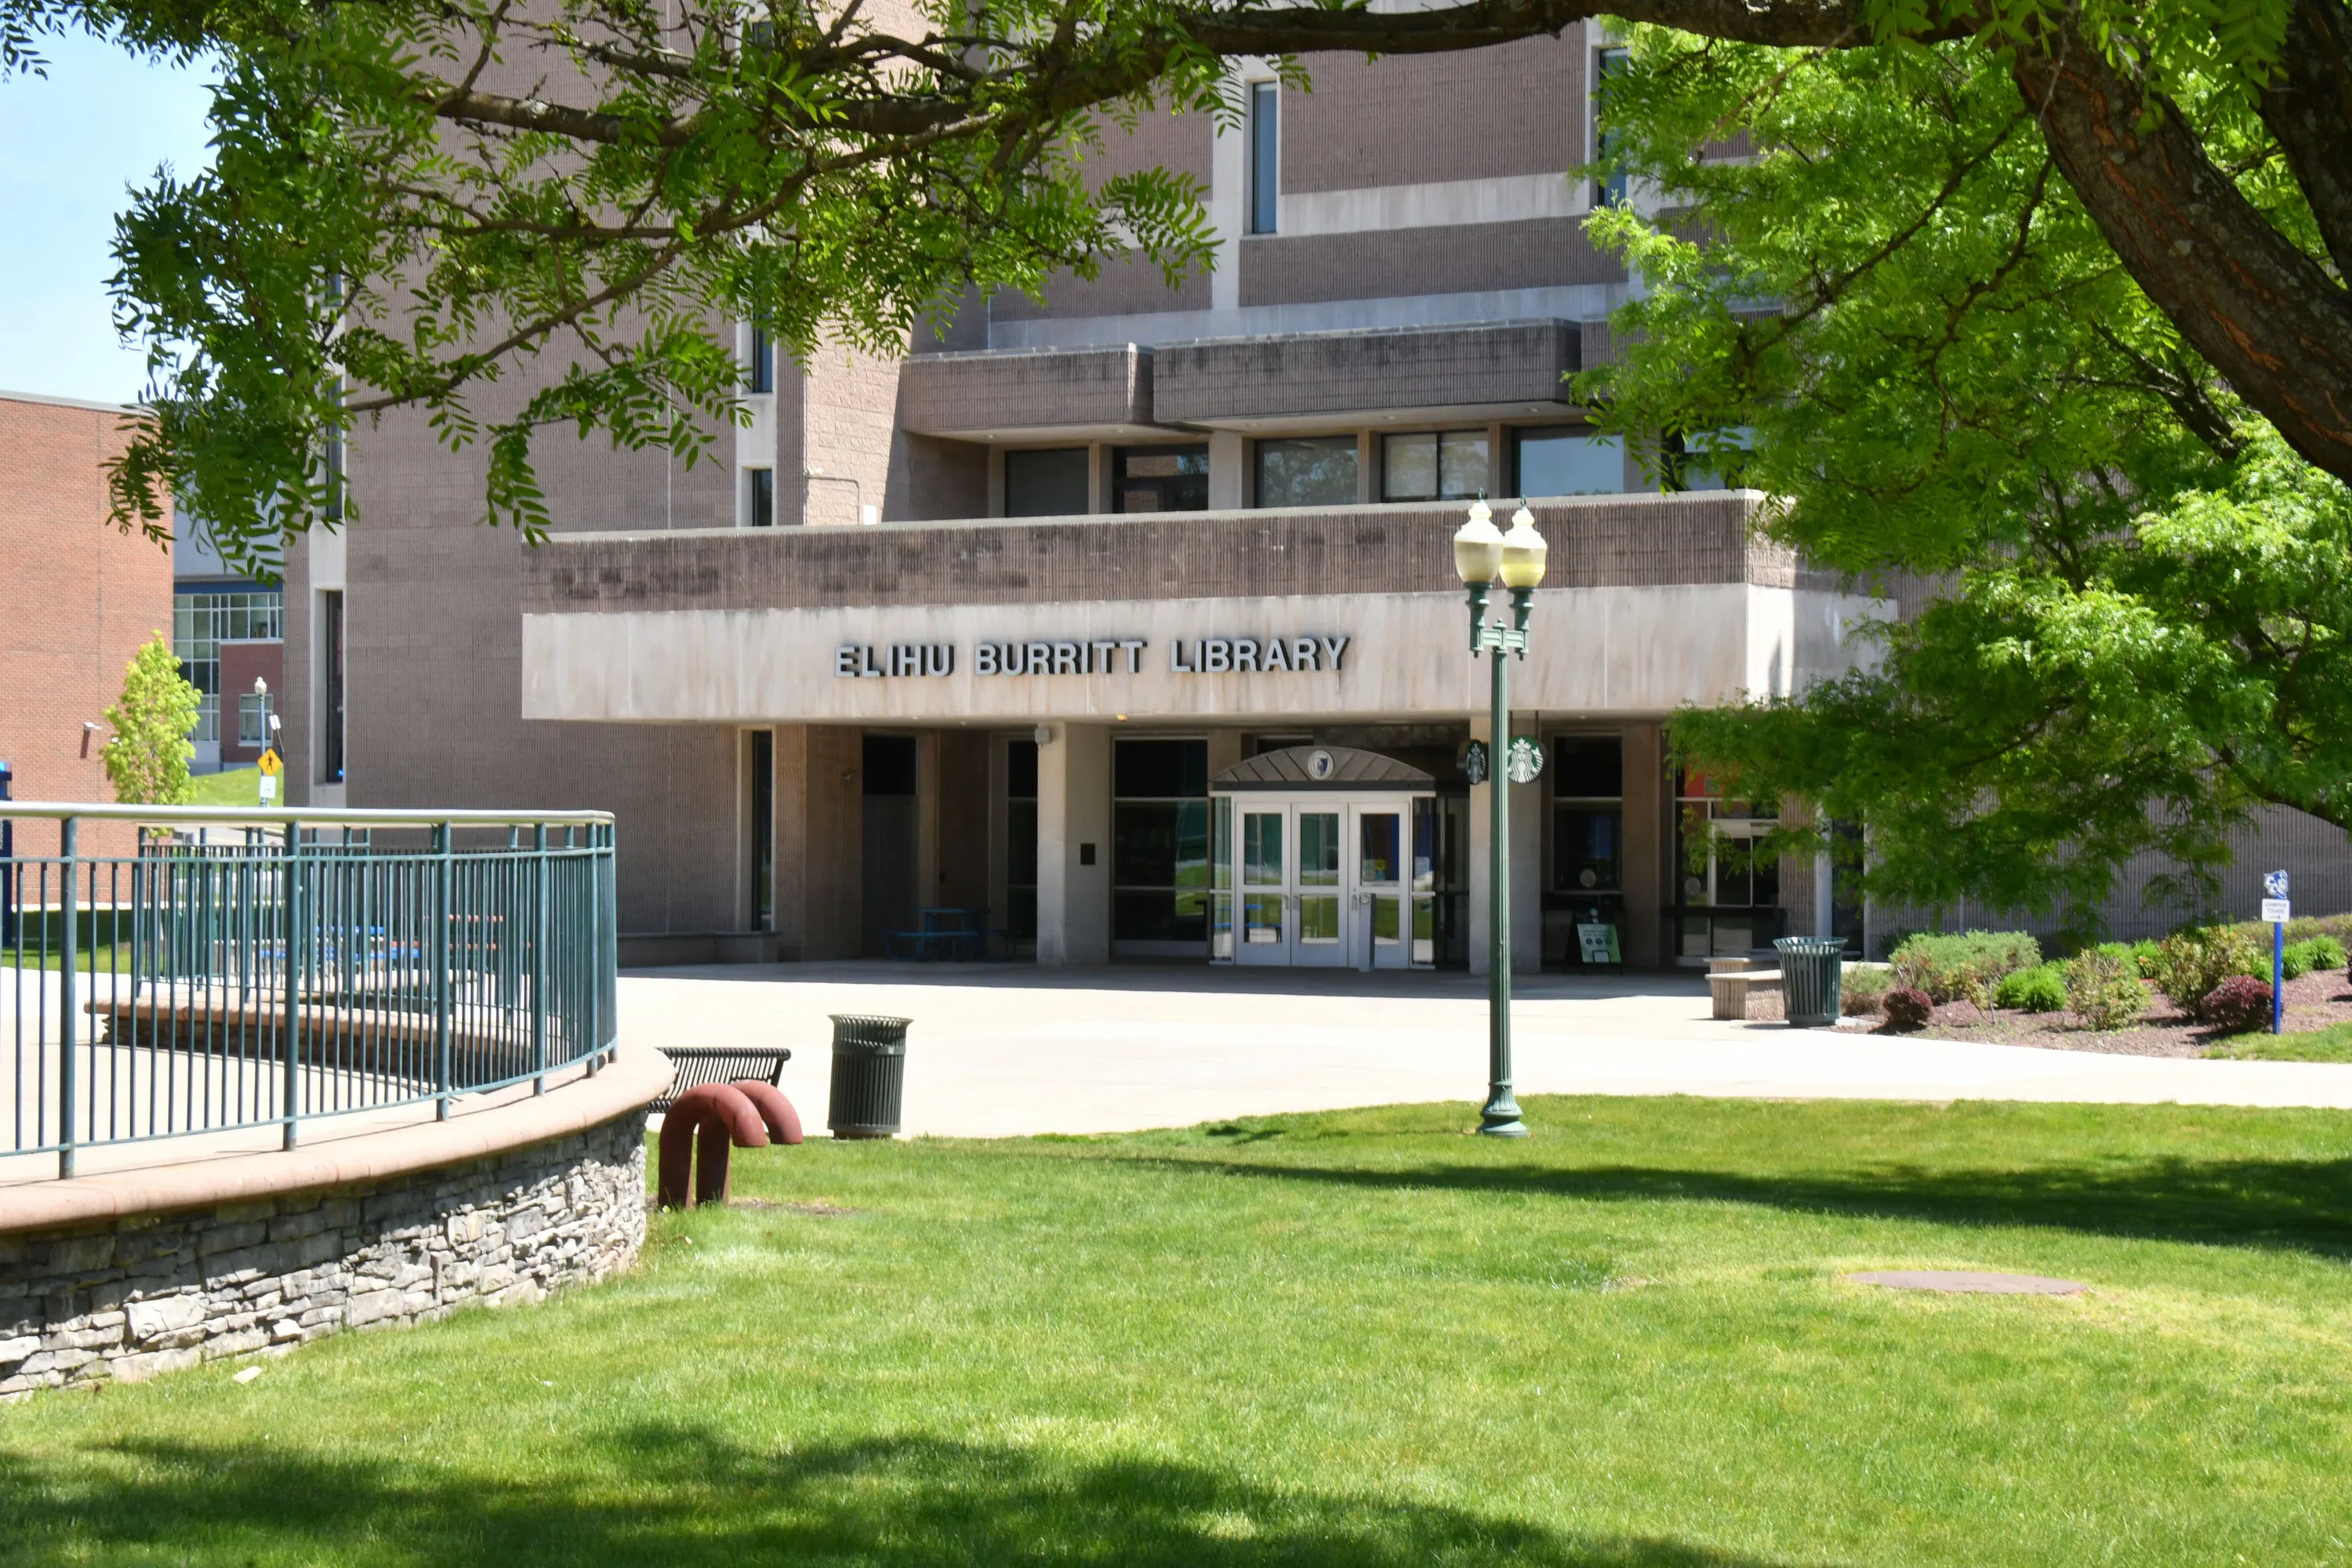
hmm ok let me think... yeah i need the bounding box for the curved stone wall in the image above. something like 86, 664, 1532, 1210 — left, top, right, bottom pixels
1, 1062, 661, 1399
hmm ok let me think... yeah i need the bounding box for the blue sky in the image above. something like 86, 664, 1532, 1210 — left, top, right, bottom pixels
0, 32, 215, 405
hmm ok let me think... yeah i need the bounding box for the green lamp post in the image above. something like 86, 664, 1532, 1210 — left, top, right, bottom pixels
1454, 499, 1548, 1138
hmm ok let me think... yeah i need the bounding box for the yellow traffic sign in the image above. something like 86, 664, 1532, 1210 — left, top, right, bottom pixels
257, 747, 283, 778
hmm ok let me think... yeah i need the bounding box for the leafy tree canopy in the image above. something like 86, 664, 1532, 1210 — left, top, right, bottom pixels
103, 631, 201, 805
1577, 27, 2350, 930
0, 0, 2346, 581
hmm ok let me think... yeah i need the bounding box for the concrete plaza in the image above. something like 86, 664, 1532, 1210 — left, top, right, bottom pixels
622, 962, 2352, 1136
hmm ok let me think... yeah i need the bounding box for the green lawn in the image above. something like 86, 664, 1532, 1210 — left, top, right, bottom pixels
183, 766, 264, 808
5, 1095, 2351, 1566
2210, 1022, 2352, 1062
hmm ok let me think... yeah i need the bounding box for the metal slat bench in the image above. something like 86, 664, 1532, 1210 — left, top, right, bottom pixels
652, 1045, 792, 1115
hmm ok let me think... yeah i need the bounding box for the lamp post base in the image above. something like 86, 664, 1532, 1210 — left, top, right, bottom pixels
1478, 1096, 1527, 1138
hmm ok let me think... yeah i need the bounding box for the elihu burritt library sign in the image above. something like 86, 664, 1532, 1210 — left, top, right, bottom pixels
835, 635, 1356, 679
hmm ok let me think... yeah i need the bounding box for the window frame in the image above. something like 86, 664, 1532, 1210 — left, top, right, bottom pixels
747, 466, 776, 528
1380, 429, 1492, 503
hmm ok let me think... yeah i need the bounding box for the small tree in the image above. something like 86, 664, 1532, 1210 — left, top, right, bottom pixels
103, 633, 200, 805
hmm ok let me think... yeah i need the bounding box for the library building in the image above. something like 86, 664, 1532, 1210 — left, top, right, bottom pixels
270, 26, 2350, 966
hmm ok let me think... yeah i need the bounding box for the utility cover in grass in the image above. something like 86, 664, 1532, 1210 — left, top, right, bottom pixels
1846, 1269, 2085, 1295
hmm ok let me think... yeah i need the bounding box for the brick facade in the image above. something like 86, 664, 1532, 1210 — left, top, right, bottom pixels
0, 392, 174, 807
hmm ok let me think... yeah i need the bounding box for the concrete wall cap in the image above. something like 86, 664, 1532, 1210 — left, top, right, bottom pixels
0, 1042, 670, 1236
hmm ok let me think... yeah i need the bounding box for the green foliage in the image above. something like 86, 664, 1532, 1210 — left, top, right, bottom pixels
100, 631, 198, 805
1994, 962, 2067, 1013
1585, 30, 2352, 924
2063, 949, 2147, 1032
2199, 975, 2274, 1034
2150, 926, 2264, 1018
1840, 962, 1893, 1015
2285, 935, 2346, 976
1888, 929, 2041, 1006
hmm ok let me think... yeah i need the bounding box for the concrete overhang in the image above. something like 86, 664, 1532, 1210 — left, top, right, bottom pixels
1152, 319, 1581, 426
898, 343, 1173, 441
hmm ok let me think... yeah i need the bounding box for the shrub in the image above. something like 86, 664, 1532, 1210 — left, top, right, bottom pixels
2063, 949, 2146, 1031
1994, 964, 2067, 1012
1888, 931, 2042, 1007
1841, 964, 1893, 1017
2199, 975, 2274, 1034
2284, 935, 2346, 978
2149, 927, 2263, 1016
1882, 987, 1933, 1032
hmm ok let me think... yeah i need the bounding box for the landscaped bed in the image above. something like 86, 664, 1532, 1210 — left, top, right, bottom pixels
1875, 967, 2352, 1058
5, 1095, 2351, 1565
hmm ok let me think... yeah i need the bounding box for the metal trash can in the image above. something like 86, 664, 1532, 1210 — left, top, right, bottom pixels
1773, 937, 1846, 1027
826, 1014, 912, 1138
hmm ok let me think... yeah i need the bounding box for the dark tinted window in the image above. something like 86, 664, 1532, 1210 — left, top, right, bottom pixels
1113, 445, 1209, 514
1007, 738, 1038, 799
1004, 448, 1089, 517
1552, 735, 1623, 798
1115, 739, 1207, 799
863, 734, 916, 796
1255, 437, 1357, 508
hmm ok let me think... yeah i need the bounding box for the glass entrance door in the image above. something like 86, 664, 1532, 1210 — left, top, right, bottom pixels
1348, 805, 1410, 970
1222, 797, 1436, 968
1236, 808, 1289, 966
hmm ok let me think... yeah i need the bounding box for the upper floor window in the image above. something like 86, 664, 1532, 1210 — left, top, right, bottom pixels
1113, 445, 1209, 513
1381, 431, 1489, 503
1255, 436, 1356, 508
1004, 446, 1090, 517
747, 466, 776, 528
1515, 426, 1627, 496
1593, 46, 1630, 208
748, 322, 774, 394
1248, 82, 1279, 235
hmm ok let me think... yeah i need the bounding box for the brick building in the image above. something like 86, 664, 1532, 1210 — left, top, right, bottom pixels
0, 390, 175, 807
278, 31, 2350, 965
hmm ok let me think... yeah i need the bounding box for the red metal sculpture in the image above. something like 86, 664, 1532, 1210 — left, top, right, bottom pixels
657, 1080, 804, 1208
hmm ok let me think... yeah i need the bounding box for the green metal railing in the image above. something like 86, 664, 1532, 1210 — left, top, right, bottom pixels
2, 804, 617, 1178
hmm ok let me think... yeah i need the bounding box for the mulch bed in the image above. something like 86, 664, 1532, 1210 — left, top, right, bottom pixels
1841, 970, 2352, 1058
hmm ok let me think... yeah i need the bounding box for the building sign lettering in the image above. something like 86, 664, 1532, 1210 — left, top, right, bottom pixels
834, 634, 1351, 677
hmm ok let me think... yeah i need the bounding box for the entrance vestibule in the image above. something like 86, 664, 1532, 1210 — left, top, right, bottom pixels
1210, 747, 1441, 971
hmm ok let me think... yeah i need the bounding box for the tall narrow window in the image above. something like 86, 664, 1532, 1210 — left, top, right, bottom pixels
323, 431, 345, 524
748, 323, 774, 394
1005, 740, 1039, 940
320, 590, 344, 784
1593, 47, 1631, 208
1112, 739, 1210, 949
748, 728, 774, 931
748, 466, 776, 527
1248, 81, 1279, 234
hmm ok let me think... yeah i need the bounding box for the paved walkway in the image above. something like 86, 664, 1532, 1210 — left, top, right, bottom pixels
620, 962, 2352, 1137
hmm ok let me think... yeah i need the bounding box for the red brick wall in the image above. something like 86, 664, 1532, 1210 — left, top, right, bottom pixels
217, 641, 285, 764
0, 393, 174, 814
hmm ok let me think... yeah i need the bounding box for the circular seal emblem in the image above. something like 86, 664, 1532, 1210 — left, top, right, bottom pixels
1307, 749, 1336, 781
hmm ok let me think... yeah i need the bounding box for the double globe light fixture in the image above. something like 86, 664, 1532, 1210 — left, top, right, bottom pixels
1452, 499, 1548, 1138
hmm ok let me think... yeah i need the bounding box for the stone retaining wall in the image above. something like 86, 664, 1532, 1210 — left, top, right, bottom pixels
0, 1108, 647, 1398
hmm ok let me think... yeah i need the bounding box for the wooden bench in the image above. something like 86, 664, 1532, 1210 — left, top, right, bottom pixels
652, 1045, 792, 1115
1708, 959, 1783, 1021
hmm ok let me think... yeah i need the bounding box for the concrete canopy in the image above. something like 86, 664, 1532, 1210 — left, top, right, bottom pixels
1212, 745, 1436, 792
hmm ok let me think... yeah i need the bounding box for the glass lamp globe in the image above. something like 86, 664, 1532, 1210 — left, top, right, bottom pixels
1453, 499, 1504, 586
1498, 503, 1548, 590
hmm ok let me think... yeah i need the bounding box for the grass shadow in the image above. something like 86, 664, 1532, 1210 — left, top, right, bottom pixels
0, 1425, 1814, 1568
1147, 1152, 2352, 1260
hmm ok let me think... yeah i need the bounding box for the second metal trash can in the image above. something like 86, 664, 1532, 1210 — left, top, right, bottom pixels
826, 1014, 913, 1138
1773, 937, 1846, 1027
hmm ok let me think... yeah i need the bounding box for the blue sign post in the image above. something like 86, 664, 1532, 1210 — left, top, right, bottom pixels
2263, 870, 2291, 1034
0, 760, 12, 946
